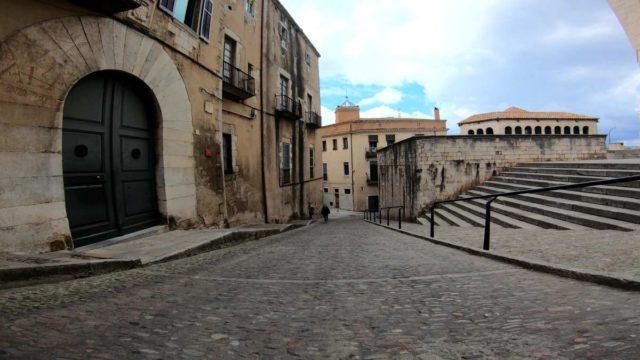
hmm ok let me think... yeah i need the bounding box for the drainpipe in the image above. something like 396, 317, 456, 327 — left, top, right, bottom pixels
349, 123, 355, 210
259, 0, 268, 223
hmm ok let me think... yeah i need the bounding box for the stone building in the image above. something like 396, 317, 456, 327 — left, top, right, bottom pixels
319, 99, 447, 212
0, 0, 321, 252
459, 107, 598, 136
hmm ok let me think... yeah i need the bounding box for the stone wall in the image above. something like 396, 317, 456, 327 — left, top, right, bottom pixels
378, 135, 607, 219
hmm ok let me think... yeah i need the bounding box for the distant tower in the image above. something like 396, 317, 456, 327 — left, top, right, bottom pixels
335, 96, 360, 123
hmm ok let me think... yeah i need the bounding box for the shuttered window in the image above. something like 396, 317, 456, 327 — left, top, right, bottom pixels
200, 0, 213, 41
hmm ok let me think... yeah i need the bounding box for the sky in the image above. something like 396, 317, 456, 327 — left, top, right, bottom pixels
279, 0, 640, 146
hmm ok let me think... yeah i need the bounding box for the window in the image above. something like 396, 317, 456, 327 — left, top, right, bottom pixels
281, 141, 291, 184
309, 146, 315, 178
386, 134, 395, 146
323, 188, 328, 193
223, 133, 233, 174
515, 126, 522, 135
278, 22, 289, 49
573, 126, 580, 134
554, 126, 561, 135
322, 140, 326, 152
468, 130, 475, 135
159, 0, 212, 39
369, 161, 378, 182
534, 126, 542, 135
564, 126, 571, 134
544, 126, 552, 135
223, 36, 236, 83
583, 126, 590, 135
332, 139, 338, 150
307, 94, 313, 116
368, 135, 378, 151
305, 52, 311, 65
244, 0, 255, 15
199, 0, 213, 41
322, 163, 328, 181
477, 129, 484, 135
524, 126, 532, 135
342, 137, 348, 149
505, 126, 512, 135
486, 128, 494, 135
344, 189, 351, 195
343, 162, 350, 176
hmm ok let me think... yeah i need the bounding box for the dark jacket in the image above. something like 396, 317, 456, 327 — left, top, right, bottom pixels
321, 205, 330, 216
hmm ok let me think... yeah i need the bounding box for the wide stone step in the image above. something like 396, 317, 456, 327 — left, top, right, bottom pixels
435, 210, 459, 226
524, 161, 640, 171
466, 189, 639, 231
476, 185, 640, 224
500, 171, 640, 189
509, 166, 640, 178
437, 205, 478, 227
490, 176, 640, 200
449, 201, 535, 229
461, 195, 588, 230
483, 180, 640, 211
439, 203, 485, 227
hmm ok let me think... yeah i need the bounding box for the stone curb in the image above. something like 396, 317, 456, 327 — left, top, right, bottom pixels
365, 220, 640, 291
0, 223, 301, 289
0, 259, 141, 290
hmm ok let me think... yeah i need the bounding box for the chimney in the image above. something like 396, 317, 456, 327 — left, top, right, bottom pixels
434, 107, 440, 121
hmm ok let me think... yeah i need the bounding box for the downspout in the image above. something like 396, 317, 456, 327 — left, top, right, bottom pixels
259, 0, 268, 223
349, 123, 355, 210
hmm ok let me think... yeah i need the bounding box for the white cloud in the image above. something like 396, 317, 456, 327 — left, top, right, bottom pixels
360, 87, 403, 106
541, 18, 618, 45
321, 105, 336, 126
360, 106, 432, 119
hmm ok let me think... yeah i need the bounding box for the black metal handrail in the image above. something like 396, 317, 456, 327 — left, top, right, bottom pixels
305, 111, 322, 128
429, 174, 640, 251
364, 206, 405, 229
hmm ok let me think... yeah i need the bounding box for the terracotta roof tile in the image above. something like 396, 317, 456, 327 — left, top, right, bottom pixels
459, 107, 598, 125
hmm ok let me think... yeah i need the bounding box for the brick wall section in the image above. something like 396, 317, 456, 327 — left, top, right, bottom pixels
377, 135, 607, 219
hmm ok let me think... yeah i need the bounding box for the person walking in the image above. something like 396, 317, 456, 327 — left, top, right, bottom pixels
321, 205, 330, 223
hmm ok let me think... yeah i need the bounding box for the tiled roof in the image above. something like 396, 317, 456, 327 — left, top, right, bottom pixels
459, 107, 598, 125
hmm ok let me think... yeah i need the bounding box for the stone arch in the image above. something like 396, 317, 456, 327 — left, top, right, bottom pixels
486, 127, 494, 135
544, 126, 552, 135
515, 126, 522, 134
505, 126, 512, 135
468, 129, 475, 135
477, 128, 484, 135
583, 126, 590, 134
0, 16, 196, 251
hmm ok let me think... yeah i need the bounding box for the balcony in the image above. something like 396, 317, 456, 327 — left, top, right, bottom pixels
222, 62, 256, 101
305, 111, 322, 128
275, 95, 302, 120
365, 147, 377, 158
70, 0, 142, 12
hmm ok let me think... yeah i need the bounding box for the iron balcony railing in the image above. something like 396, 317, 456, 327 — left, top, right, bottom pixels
222, 61, 256, 100
365, 147, 377, 158
275, 95, 302, 120
305, 111, 322, 128
428, 174, 640, 251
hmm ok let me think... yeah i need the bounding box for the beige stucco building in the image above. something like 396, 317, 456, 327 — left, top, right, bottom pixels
319, 100, 447, 212
459, 107, 598, 136
0, 0, 321, 253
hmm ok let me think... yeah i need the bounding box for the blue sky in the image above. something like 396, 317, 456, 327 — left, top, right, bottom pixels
280, 0, 640, 145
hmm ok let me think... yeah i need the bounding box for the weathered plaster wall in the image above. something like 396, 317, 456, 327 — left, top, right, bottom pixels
378, 135, 607, 219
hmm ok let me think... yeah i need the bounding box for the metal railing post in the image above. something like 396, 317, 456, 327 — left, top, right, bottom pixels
398, 207, 402, 229
484, 197, 496, 251
379, 209, 382, 224
430, 206, 435, 237
386, 209, 390, 226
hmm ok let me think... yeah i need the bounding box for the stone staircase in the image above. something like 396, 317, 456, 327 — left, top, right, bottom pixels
433, 160, 640, 231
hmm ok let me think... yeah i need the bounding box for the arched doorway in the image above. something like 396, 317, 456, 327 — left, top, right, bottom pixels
62, 71, 160, 247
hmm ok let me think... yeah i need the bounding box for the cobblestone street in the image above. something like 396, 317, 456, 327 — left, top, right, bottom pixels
1, 215, 639, 359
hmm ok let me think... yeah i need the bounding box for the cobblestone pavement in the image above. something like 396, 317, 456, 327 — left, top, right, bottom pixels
1, 215, 639, 359
402, 222, 640, 278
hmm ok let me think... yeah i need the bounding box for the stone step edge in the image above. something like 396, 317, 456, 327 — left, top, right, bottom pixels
0, 224, 300, 289
364, 220, 640, 291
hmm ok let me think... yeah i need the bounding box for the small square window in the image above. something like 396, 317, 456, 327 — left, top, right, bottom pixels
344, 189, 351, 195
323, 188, 328, 193
322, 140, 327, 152
332, 139, 338, 151
342, 137, 348, 149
